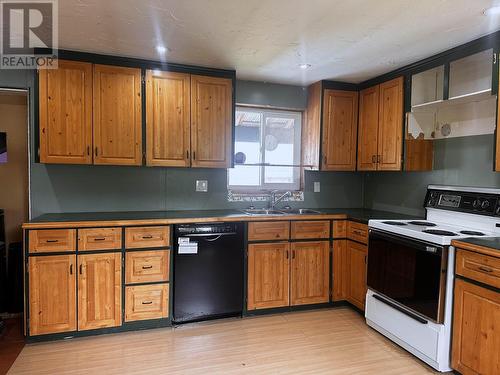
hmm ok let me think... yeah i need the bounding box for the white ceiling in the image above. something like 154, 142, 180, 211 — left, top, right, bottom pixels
59, 0, 500, 85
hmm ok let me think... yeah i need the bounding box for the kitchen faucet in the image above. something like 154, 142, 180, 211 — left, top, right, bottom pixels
268, 190, 292, 210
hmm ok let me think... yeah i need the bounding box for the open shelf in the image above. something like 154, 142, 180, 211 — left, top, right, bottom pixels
411, 89, 494, 113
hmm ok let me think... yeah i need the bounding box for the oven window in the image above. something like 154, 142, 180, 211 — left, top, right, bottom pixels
367, 232, 446, 322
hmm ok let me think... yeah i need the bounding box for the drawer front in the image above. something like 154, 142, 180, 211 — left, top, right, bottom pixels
125, 284, 169, 322
248, 221, 290, 241
332, 220, 347, 238
28, 229, 76, 253
347, 221, 368, 244
126, 250, 170, 284
78, 228, 122, 251
125, 226, 170, 249
456, 249, 500, 289
291, 221, 330, 239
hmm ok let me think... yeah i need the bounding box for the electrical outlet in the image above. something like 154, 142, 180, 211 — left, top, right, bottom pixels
314, 181, 321, 193
196, 180, 208, 192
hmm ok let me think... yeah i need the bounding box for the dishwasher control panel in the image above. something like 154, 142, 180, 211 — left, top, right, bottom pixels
176, 223, 239, 235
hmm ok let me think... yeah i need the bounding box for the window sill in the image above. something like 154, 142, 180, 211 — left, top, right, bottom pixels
227, 190, 304, 203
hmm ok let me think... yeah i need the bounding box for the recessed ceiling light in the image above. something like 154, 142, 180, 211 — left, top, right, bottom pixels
299, 63, 311, 70
483, 6, 500, 15
156, 45, 167, 54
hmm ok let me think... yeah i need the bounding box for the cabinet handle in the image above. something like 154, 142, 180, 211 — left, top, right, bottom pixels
353, 230, 363, 235
292, 250, 295, 259
95, 147, 98, 157
286, 250, 289, 259
87, 146, 90, 156
79, 264, 83, 275
142, 235, 153, 239
142, 301, 153, 305
478, 266, 493, 273
372, 155, 376, 163
186, 150, 190, 159
323, 155, 327, 164
193, 151, 196, 160
46, 239, 59, 243
93, 237, 106, 241
377, 155, 381, 163
142, 265, 153, 270
70, 264, 73, 275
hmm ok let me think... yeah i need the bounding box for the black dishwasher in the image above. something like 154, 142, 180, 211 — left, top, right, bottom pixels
173, 222, 244, 323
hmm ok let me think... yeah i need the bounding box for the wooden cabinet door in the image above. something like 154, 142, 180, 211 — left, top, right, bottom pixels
190, 75, 232, 168
347, 240, 368, 310
332, 239, 348, 301
146, 70, 191, 167
357, 85, 379, 171
39, 60, 93, 164
29, 255, 76, 335
247, 242, 289, 310
290, 241, 329, 306
93, 64, 142, 165
321, 89, 358, 171
452, 279, 500, 375
377, 77, 403, 171
78, 253, 122, 330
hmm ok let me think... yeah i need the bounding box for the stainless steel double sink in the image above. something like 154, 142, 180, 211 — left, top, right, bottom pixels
240, 208, 323, 216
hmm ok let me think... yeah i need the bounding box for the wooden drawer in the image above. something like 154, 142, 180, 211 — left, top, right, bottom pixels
78, 228, 122, 251
291, 221, 330, 239
332, 220, 347, 238
347, 221, 368, 244
248, 221, 289, 241
125, 226, 170, 249
456, 249, 500, 289
125, 284, 169, 322
28, 229, 76, 253
126, 250, 170, 284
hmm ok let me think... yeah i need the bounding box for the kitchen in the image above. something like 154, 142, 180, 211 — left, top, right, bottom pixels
1, 1, 500, 374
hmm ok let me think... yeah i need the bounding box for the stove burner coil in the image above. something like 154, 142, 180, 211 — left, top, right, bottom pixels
459, 230, 485, 236
382, 221, 407, 226
422, 229, 458, 236
408, 221, 437, 227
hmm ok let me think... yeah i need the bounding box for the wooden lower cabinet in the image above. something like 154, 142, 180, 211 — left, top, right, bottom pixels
332, 240, 348, 301
77, 253, 122, 331
125, 284, 169, 322
29, 255, 77, 335
290, 241, 329, 305
247, 242, 290, 310
452, 278, 500, 375
347, 240, 368, 310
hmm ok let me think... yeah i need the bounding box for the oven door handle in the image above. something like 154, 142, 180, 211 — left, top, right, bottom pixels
372, 294, 428, 325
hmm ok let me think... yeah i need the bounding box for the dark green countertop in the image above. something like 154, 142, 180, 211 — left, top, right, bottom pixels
29, 208, 418, 225
454, 236, 500, 252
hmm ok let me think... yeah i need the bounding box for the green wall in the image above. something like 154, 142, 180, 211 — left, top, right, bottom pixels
363, 134, 500, 216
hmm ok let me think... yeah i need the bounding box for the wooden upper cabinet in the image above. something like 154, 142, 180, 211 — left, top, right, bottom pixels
93, 64, 142, 165
357, 77, 403, 171
377, 77, 403, 171
357, 85, 380, 171
190, 75, 232, 168
247, 242, 290, 310
39, 60, 93, 164
302, 82, 322, 170
77, 252, 122, 331
290, 241, 330, 306
29, 255, 76, 335
321, 89, 358, 171
146, 70, 191, 167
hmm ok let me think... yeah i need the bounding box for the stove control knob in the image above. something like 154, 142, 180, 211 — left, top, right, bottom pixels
496, 206, 500, 216
481, 200, 490, 209
473, 199, 481, 209
430, 191, 438, 199
428, 199, 436, 207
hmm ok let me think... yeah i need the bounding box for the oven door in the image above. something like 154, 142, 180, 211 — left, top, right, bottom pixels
367, 229, 448, 323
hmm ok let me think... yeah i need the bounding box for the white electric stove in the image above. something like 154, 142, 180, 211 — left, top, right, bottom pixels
365, 185, 500, 372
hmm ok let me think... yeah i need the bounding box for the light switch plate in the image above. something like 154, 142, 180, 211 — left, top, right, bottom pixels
196, 180, 208, 192
314, 181, 321, 193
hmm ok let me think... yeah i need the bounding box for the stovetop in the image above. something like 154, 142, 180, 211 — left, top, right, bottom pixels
368, 219, 497, 245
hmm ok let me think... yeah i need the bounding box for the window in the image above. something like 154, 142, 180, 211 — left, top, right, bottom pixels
228, 106, 302, 191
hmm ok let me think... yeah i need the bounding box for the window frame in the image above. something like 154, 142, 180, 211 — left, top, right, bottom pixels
228, 105, 303, 192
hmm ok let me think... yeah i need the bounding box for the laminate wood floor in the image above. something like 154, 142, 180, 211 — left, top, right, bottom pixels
9, 308, 441, 374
